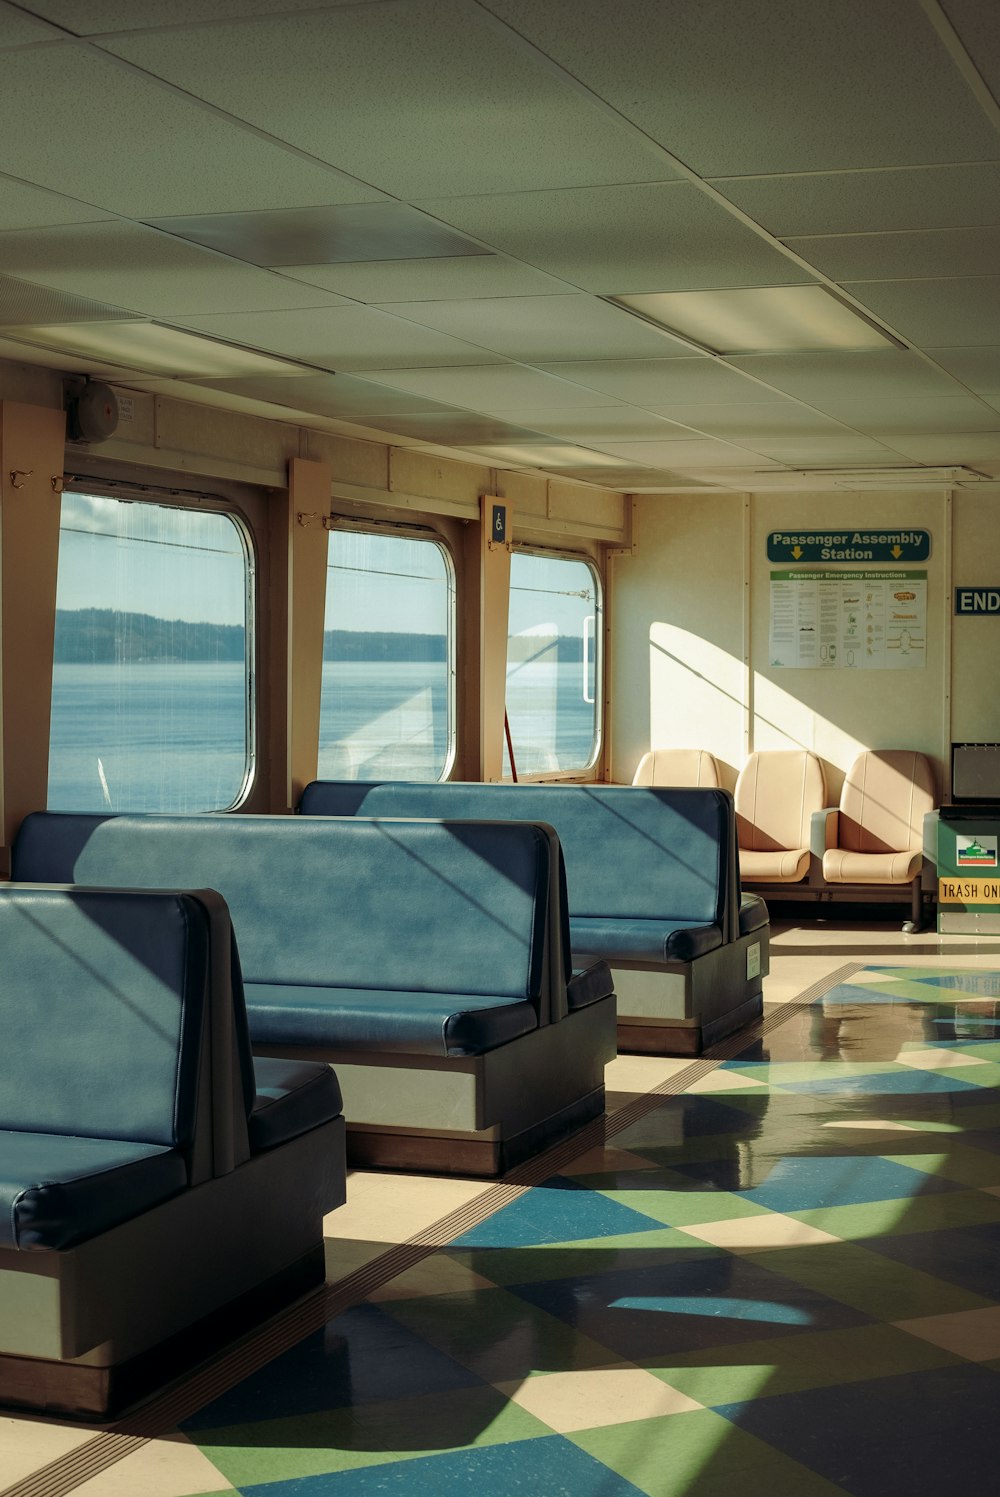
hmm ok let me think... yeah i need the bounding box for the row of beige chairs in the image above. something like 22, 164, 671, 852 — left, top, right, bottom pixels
633, 747, 937, 929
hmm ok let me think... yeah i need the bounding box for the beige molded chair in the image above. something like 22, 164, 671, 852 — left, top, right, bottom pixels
632, 749, 721, 787
820, 749, 936, 931
735, 750, 827, 883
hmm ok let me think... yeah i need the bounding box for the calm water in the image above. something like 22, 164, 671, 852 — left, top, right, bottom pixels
48, 661, 597, 811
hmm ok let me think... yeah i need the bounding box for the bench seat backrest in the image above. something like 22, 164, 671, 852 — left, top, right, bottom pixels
0, 885, 245, 1182
13, 813, 563, 1020
299, 782, 738, 940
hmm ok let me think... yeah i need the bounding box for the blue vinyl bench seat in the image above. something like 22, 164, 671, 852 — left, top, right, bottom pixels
0, 883, 347, 1420
247, 986, 538, 1057
0, 1133, 187, 1253
570, 917, 724, 964
299, 781, 769, 1056
13, 812, 615, 1177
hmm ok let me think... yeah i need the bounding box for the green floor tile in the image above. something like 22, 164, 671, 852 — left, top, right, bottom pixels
790, 1186, 1000, 1239
445, 1233, 717, 1287
646, 1322, 960, 1406
193, 1387, 549, 1487
726, 1060, 905, 1084
742, 1240, 994, 1320
571, 1407, 848, 1497
606, 1187, 772, 1228
881, 1147, 1000, 1187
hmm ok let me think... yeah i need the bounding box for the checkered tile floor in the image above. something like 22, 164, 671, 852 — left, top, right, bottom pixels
158, 966, 1000, 1496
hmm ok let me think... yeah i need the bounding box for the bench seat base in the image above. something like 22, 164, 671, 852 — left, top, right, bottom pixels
0, 1117, 345, 1421
257, 996, 617, 1177
607, 930, 768, 1057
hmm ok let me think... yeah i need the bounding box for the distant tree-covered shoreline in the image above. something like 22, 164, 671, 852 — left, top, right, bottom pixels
52, 608, 450, 663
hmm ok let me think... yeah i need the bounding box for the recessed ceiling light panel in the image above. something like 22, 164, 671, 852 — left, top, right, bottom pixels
608, 285, 896, 354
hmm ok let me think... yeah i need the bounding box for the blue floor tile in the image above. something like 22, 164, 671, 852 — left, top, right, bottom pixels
240, 1435, 648, 1495
508, 1252, 869, 1359
668, 1153, 961, 1211
450, 1175, 669, 1248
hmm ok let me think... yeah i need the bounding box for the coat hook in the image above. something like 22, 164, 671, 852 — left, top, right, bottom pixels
9, 469, 33, 489
297, 511, 318, 527
51, 475, 66, 494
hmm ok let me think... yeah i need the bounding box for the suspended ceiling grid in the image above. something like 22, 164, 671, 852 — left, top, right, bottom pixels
0, 0, 997, 493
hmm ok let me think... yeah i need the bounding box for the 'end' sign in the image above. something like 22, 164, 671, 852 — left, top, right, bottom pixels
955, 587, 1000, 615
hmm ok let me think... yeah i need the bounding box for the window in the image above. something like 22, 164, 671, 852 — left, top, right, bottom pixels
48, 491, 253, 812
504, 551, 602, 777
318, 528, 455, 781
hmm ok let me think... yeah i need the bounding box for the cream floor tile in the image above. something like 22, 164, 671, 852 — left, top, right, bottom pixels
370, 1252, 496, 1301
324, 1234, 391, 1282
605, 1054, 696, 1094
323, 1170, 489, 1245
895, 1305, 1000, 1361
0, 1414, 93, 1485
821, 1119, 919, 1135
678, 1212, 841, 1253
683, 1068, 765, 1094
67, 1433, 234, 1496
497, 1365, 702, 1432
894, 1047, 990, 1069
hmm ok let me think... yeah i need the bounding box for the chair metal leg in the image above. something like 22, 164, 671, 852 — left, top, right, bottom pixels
902, 876, 923, 934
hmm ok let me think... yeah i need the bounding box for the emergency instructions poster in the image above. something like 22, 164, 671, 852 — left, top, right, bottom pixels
769, 569, 927, 670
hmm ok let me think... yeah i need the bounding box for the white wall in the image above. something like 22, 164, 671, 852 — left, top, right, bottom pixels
612, 486, 1000, 804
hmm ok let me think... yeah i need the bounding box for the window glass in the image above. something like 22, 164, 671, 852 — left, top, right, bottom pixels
504, 552, 601, 777
319, 529, 454, 780
48, 491, 252, 812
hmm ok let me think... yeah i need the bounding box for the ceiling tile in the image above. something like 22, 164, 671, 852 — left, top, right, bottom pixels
0, 2, 65, 45
843, 277, 1000, 348
611, 285, 890, 353
785, 227, 1000, 282
493, 407, 699, 442
592, 437, 765, 468
104, 1, 674, 198
482, 0, 999, 174
940, 0, 1000, 102
190, 373, 454, 420
27, 0, 376, 28
0, 273, 138, 326
742, 436, 907, 464
148, 204, 489, 268
711, 165, 1000, 237
278, 256, 572, 304
173, 305, 507, 371
0, 223, 349, 316
353, 365, 612, 410
865, 431, 1000, 465
805, 395, 1000, 436
0, 332, 148, 379
726, 349, 963, 402
642, 402, 849, 441
378, 295, 693, 362
0, 48, 380, 218
538, 357, 785, 406
464, 442, 630, 469
925, 347, 1000, 395
415, 182, 810, 295
347, 413, 556, 446
0, 176, 113, 232
551, 465, 688, 489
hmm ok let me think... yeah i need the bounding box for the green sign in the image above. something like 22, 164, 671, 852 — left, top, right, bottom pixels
767, 530, 930, 563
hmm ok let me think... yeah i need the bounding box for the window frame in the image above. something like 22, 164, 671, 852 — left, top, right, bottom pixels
504, 544, 604, 783
321, 517, 458, 783
51, 482, 258, 812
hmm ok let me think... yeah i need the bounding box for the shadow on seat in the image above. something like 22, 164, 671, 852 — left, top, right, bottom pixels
736, 750, 827, 884
819, 749, 937, 932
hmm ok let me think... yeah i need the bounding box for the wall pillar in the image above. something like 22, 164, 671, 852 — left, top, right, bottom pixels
284, 457, 330, 810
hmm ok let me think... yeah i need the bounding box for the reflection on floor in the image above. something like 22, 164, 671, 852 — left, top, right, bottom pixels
6, 923, 1000, 1496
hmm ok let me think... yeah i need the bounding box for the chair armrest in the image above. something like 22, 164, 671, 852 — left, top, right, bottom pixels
811, 807, 838, 857
921, 809, 940, 890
